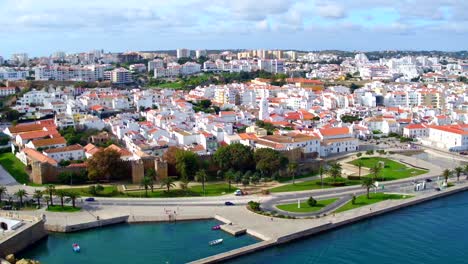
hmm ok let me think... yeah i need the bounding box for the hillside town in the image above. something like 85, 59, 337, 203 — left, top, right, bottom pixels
0, 50, 466, 186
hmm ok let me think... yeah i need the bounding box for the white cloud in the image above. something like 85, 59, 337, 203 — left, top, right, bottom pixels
316, 3, 346, 19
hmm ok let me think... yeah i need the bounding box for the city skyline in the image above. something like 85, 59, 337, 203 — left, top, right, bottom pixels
1, 0, 468, 56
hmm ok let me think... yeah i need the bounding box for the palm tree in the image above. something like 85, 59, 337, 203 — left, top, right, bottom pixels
369, 164, 382, 181
0, 186, 6, 204
361, 177, 376, 199
454, 167, 463, 182
140, 176, 154, 197
442, 169, 451, 184
44, 195, 51, 209
33, 190, 43, 208
55, 190, 67, 207
45, 184, 56, 206
224, 170, 235, 191
319, 165, 326, 188
287, 162, 298, 185
67, 192, 80, 208
195, 169, 207, 195
160, 177, 176, 192
328, 163, 342, 183
14, 189, 28, 208
356, 160, 364, 177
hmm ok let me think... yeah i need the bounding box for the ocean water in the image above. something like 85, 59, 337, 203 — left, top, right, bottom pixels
21, 219, 258, 264
230, 191, 468, 264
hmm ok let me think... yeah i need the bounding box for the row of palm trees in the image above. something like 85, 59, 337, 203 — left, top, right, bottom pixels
442, 165, 468, 183
0, 186, 33, 208
41, 185, 81, 208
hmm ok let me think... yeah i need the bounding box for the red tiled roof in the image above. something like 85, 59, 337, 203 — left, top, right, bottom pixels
319, 127, 350, 136
23, 148, 57, 165
31, 137, 66, 147
44, 144, 84, 154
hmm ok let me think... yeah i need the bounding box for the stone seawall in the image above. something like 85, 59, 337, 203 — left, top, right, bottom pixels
0, 219, 47, 256
190, 184, 468, 264
45, 215, 129, 232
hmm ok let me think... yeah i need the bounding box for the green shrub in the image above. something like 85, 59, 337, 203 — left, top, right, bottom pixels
348, 175, 362, 181
248, 201, 261, 211
307, 197, 317, 207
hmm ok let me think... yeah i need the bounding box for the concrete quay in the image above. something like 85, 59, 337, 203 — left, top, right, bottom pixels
189, 182, 468, 264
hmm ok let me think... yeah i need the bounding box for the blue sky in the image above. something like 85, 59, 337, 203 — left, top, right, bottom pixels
0, 0, 467, 57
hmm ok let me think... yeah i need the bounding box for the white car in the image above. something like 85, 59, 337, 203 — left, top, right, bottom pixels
234, 190, 243, 196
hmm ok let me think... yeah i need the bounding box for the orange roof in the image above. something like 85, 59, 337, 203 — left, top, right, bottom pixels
286, 78, 323, 85
84, 143, 101, 155
406, 124, 427, 129
238, 133, 258, 140
44, 144, 84, 154
31, 137, 66, 147
319, 127, 350, 137
430, 125, 468, 135
19, 130, 60, 141
23, 148, 57, 165
106, 144, 132, 157
8, 124, 44, 134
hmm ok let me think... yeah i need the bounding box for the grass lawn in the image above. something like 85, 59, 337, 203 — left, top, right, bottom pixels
46, 205, 81, 212
349, 157, 427, 181
0, 152, 30, 184
270, 177, 361, 193
276, 198, 338, 213
149, 82, 184, 89
277, 172, 317, 183
60, 183, 233, 198
335, 193, 412, 213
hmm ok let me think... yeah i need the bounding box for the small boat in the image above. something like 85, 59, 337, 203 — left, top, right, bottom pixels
209, 239, 223, 246
211, 225, 221, 230
72, 243, 80, 252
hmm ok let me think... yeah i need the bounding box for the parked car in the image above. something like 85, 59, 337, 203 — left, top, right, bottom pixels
234, 190, 243, 196
2, 205, 12, 210
85, 197, 95, 202
425, 178, 433, 182
224, 201, 235, 206
435, 187, 441, 192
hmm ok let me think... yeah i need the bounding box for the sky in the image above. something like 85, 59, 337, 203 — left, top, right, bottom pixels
0, 0, 467, 57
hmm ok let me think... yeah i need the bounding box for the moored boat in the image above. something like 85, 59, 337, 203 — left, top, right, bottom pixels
72, 243, 80, 252
209, 238, 223, 246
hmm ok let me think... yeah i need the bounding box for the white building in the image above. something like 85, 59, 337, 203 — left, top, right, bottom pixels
0, 67, 28, 81
43, 144, 85, 162
177, 48, 191, 59
148, 59, 164, 72
110, 68, 132, 84
196, 50, 207, 58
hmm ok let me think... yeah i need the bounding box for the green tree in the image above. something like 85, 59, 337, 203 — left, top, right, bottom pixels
370, 164, 382, 181
175, 149, 200, 180
242, 176, 250, 187
356, 152, 362, 158
33, 189, 43, 208
15, 189, 28, 208
361, 177, 376, 199
224, 170, 235, 191
356, 160, 364, 177
0, 186, 6, 204
307, 197, 317, 207
213, 143, 254, 172
254, 148, 288, 177
328, 163, 342, 183
67, 191, 80, 208
251, 175, 260, 185
454, 167, 463, 182
319, 165, 326, 188
195, 169, 208, 195
287, 162, 298, 185
87, 149, 122, 181
465, 165, 468, 179
56, 190, 67, 207
141, 176, 154, 197
442, 169, 451, 184
160, 177, 176, 192
44, 195, 51, 208
45, 184, 56, 206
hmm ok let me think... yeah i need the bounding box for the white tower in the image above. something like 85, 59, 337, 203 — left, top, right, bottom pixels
259, 92, 269, 121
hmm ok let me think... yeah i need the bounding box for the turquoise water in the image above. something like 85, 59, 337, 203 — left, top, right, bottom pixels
230, 191, 468, 264
21, 220, 258, 264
